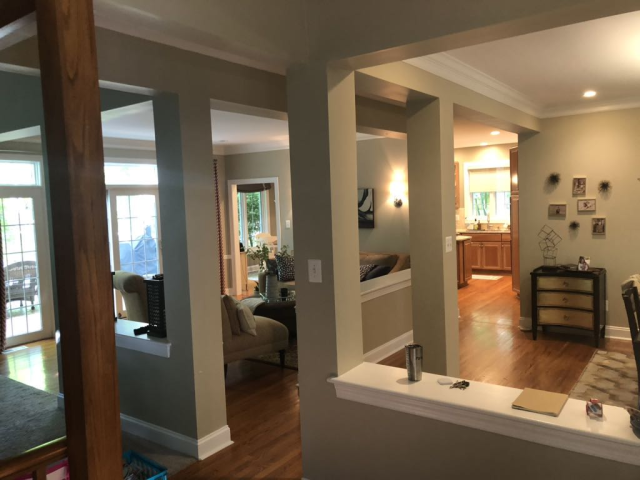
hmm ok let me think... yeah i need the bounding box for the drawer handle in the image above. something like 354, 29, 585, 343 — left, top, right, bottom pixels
562, 297, 568, 303
563, 314, 570, 321
562, 281, 569, 287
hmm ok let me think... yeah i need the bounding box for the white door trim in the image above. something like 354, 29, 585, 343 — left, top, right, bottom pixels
227, 177, 281, 295
1, 186, 55, 347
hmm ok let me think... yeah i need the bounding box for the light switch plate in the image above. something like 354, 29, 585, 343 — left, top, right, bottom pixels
308, 259, 322, 283
286, 220, 291, 229
445, 236, 453, 253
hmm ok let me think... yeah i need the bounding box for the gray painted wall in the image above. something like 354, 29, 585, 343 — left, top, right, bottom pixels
519, 108, 640, 329
221, 138, 412, 257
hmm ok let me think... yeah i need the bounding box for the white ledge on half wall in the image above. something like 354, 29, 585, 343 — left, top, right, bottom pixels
115, 319, 171, 358
360, 269, 411, 303
329, 362, 640, 466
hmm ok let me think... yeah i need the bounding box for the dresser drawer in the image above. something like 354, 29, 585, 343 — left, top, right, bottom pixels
538, 308, 593, 329
537, 276, 593, 293
537, 292, 593, 310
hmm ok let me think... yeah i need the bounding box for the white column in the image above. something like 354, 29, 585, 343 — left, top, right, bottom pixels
407, 97, 459, 376
151, 92, 228, 446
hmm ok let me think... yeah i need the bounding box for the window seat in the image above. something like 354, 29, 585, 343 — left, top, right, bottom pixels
329, 362, 640, 466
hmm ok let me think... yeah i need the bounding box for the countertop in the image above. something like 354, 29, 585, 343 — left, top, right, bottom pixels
456, 235, 472, 241
457, 229, 511, 234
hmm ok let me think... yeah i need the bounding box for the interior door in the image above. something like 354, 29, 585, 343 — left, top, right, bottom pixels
1, 191, 55, 347
107, 188, 162, 317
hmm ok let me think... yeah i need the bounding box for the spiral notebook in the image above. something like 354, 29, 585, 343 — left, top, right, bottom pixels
512, 388, 569, 417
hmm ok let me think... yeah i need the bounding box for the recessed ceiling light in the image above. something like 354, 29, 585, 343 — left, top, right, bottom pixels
490, 131, 500, 136
480, 142, 488, 146
583, 90, 597, 98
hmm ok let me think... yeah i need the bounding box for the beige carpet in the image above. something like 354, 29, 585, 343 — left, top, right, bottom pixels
569, 350, 638, 409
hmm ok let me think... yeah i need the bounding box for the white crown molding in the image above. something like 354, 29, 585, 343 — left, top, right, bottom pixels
406, 54, 640, 119
541, 96, 640, 118
405, 54, 541, 117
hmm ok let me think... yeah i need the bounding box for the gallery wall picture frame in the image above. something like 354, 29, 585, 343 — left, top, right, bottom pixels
548, 204, 567, 216
358, 188, 374, 229
577, 198, 596, 212
572, 177, 587, 196
591, 217, 606, 235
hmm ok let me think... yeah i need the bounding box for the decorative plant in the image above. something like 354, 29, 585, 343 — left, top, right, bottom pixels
569, 221, 580, 231
598, 180, 611, 194
546, 172, 561, 186
276, 245, 292, 258
247, 244, 271, 272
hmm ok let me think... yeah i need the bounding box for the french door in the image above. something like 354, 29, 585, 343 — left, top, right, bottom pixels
107, 187, 162, 317
1, 188, 55, 348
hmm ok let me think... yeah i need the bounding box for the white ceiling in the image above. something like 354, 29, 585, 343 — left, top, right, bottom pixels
99, 103, 511, 153
453, 118, 517, 149
100, 106, 380, 155
407, 11, 640, 118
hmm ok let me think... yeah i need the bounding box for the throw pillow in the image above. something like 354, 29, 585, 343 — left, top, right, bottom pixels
236, 303, 257, 336
359, 264, 376, 281
364, 265, 392, 281
222, 295, 242, 335
276, 254, 295, 282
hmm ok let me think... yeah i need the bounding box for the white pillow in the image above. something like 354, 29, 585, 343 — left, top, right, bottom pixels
236, 303, 257, 336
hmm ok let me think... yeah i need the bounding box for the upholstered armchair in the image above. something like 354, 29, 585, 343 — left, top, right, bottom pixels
113, 271, 148, 323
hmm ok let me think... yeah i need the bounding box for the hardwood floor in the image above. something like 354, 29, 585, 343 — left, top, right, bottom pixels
172, 361, 302, 480
381, 274, 633, 394
1, 275, 634, 477
0, 339, 59, 395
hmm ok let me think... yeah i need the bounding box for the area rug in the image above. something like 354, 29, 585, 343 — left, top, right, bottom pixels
0, 375, 66, 461
472, 274, 503, 281
569, 350, 638, 409
252, 340, 298, 370
0, 375, 195, 474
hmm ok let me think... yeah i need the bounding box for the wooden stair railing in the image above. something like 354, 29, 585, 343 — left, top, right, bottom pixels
0, 437, 67, 480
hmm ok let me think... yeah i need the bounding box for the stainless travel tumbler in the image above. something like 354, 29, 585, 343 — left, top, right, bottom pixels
405, 343, 423, 382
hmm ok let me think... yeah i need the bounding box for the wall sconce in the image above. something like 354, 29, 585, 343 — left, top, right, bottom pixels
390, 171, 407, 208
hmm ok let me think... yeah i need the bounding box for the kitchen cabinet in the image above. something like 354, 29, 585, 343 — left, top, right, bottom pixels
456, 238, 472, 288
467, 232, 512, 271
454, 162, 461, 209
502, 242, 512, 270
510, 147, 520, 293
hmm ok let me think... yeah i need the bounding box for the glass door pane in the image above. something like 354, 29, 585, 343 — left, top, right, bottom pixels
1, 197, 43, 341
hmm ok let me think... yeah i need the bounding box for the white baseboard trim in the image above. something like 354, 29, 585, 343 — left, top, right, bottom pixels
605, 326, 631, 341
363, 330, 413, 364
120, 413, 233, 460
58, 393, 232, 460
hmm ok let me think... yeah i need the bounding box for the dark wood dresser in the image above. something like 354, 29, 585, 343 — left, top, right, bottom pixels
531, 266, 607, 347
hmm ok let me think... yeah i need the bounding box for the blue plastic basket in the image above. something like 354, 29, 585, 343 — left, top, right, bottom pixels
122, 450, 168, 480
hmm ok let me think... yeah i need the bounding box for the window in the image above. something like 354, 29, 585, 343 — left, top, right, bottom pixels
237, 190, 269, 248
0, 161, 39, 186
104, 163, 158, 186
467, 167, 511, 222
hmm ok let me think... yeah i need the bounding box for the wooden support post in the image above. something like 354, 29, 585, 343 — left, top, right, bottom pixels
34, 0, 122, 478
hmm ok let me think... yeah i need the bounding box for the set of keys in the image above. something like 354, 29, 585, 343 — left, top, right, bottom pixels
450, 380, 470, 390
